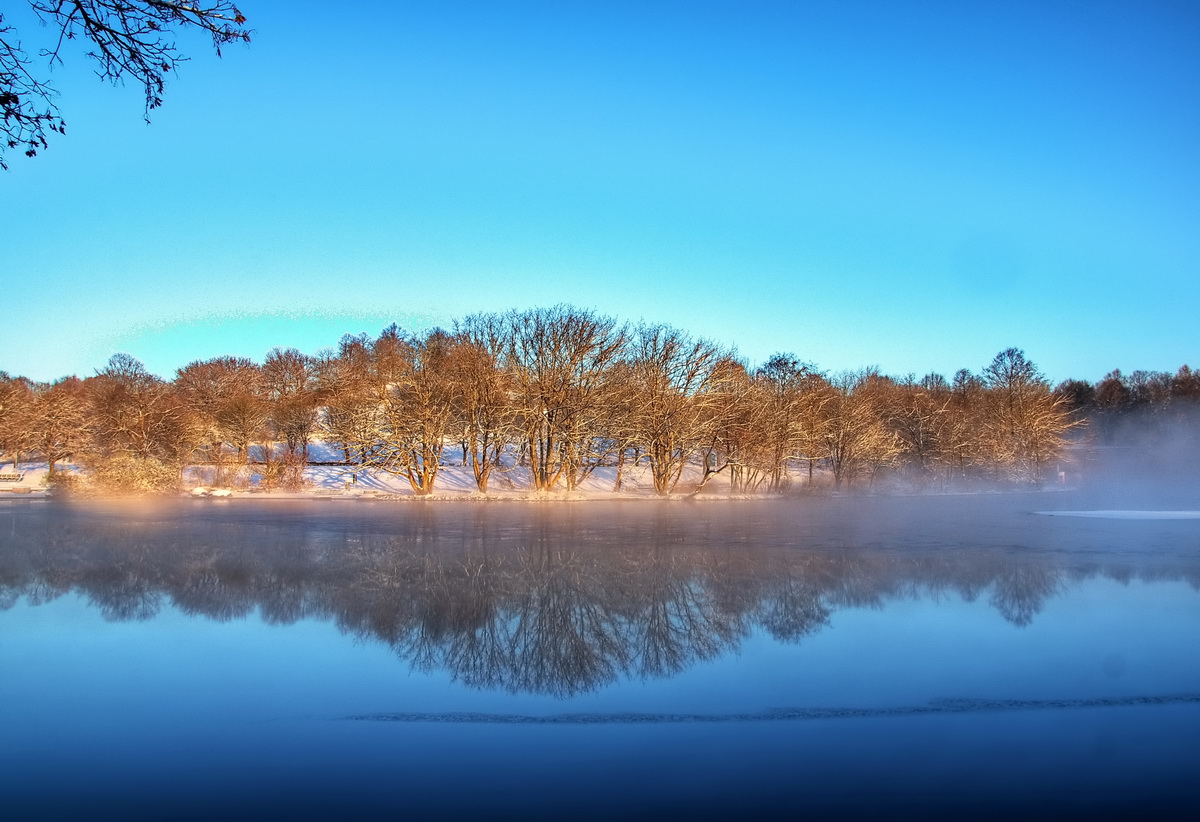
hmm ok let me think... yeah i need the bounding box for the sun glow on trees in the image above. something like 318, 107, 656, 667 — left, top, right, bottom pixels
3, 306, 1186, 497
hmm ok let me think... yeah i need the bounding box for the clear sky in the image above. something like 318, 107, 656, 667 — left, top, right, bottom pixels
4, 0, 1198, 384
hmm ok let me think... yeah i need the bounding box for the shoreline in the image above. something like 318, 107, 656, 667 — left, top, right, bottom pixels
0, 484, 1082, 504
0, 457, 1088, 503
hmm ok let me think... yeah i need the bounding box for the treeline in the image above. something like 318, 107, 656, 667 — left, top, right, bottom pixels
1057, 368, 1200, 436
0, 305, 1192, 495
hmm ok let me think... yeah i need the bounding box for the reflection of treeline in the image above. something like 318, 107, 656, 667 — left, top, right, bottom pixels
1, 306, 1194, 494
3, 502, 1196, 696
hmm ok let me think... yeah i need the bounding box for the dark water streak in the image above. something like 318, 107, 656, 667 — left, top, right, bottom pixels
343, 692, 1200, 724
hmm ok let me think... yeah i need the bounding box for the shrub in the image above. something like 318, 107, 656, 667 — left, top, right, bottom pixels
83, 454, 181, 496
45, 470, 83, 496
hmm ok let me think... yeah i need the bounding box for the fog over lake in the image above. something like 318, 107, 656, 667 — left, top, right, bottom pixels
2, 494, 1198, 820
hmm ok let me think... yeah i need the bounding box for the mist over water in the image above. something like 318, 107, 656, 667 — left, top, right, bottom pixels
1069, 405, 1200, 511
2, 495, 1198, 820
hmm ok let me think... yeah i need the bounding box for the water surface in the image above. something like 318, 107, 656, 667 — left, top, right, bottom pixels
2, 494, 1198, 820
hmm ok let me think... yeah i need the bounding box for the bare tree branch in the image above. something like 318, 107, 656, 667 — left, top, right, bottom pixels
2, 1, 250, 168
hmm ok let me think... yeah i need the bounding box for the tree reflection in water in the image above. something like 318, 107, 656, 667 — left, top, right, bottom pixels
1, 499, 1197, 696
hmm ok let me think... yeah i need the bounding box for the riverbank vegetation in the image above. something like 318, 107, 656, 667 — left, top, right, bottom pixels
1, 306, 1195, 496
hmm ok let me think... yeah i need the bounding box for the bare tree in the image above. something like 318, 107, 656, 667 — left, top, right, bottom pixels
375, 328, 456, 495
448, 319, 518, 493
1093, 369, 1132, 411
820, 370, 903, 489
0, 371, 35, 471
940, 368, 987, 484
324, 327, 456, 495
84, 353, 198, 491
262, 347, 319, 483
598, 359, 643, 492
501, 306, 627, 492
1054, 378, 1096, 418
717, 365, 772, 493
316, 333, 377, 467
687, 356, 760, 495
1173, 365, 1200, 402
623, 323, 735, 495
981, 348, 1075, 483
1127, 370, 1175, 408
29, 377, 89, 474
2, 1, 250, 168
755, 354, 829, 492
175, 355, 267, 481
885, 374, 955, 486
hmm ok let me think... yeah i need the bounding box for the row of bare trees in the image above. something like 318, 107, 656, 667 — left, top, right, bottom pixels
0, 306, 1103, 495
0, 348, 321, 492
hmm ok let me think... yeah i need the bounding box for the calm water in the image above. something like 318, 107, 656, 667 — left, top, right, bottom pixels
2, 494, 1198, 820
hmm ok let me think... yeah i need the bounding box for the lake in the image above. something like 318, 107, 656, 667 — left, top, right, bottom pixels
2, 494, 1198, 820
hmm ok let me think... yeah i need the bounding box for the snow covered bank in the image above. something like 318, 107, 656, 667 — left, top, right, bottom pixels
2, 452, 1096, 503
182, 458, 745, 501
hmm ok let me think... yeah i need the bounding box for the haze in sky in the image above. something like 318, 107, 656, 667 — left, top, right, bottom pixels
4, 0, 1197, 384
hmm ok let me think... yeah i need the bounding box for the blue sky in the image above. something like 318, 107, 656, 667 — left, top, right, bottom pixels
4, 0, 1198, 384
